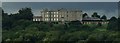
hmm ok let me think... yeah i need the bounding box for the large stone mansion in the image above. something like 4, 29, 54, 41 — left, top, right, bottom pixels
33, 8, 83, 22
33, 8, 109, 24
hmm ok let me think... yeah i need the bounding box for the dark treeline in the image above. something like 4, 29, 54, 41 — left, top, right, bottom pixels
2, 7, 120, 43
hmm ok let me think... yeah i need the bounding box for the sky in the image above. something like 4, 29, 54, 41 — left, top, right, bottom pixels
0, 0, 119, 43
2, 2, 119, 19
0, 1, 1, 7
0, 0, 120, 2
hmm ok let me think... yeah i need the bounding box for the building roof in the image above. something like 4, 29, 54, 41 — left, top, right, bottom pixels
82, 17, 100, 20
41, 8, 82, 12
82, 17, 109, 22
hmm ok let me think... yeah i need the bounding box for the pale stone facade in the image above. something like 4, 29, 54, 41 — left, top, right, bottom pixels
41, 8, 83, 22
33, 16, 42, 21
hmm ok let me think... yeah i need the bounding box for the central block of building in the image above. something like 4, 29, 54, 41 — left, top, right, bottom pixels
40, 8, 83, 22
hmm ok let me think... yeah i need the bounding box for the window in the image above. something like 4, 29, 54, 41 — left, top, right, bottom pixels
38, 19, 41, 21
54, 15, 56, 17
54, 12, 58, 14
33, 19, 35, 21
56, 18, 58, 21
47, 18, 49, 21
54, 15, 58, 17
51, 18, 53, 21
54, 12, 56, 14
54, 18, 56, 21
56, 12, 58, 14
51, 12, 54, 14
47, 12, 49, 13
45, 18, 49, 21
36, 19, 38, 21
45, 15, 48, 17
45, 19, 46, 21
51, 15, 53, 17
67, 15, 68, 17
62, 19, 64, 21
56, 15, 58, 17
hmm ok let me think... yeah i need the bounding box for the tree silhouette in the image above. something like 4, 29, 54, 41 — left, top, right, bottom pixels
91, 12, 100, 18
2, 9, 12, 30
107, 16, 118, 31
83, 13, 88, 18
101, 15, 107, 20
18, 7, 33, 20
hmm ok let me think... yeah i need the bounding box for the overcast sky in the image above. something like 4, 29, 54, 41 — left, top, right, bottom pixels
2, 2, 118, 19
0, 0, 119, 42
0, 0, 120, 2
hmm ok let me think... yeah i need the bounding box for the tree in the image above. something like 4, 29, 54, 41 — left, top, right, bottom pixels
9, 7, 33, 21
60, 31, 89, 43
18, 7, 33, 20
97, 22, 102, 27
91, 12, 100, 18
68, 20, 82, 32
44, 31, 62, 42
117, 17, 120, 30
83, 13, 88, 18
107, 16, 118, 31
12, 19, 33, 30
2, 10, 12, 30
87, 31, 109, 43
109, 17, 117, 21
101, 15, 107, 20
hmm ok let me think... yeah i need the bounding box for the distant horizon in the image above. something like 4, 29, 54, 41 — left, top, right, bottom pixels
1, 0, 120, 2
2, 2, 119, 19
